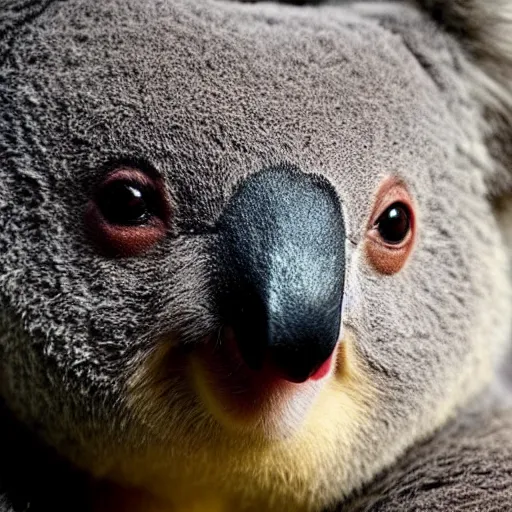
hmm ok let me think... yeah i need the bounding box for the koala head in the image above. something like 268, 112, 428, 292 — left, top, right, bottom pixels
1, 0, 511, 510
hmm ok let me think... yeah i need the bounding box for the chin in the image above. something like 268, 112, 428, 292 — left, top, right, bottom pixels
100, 332, 375, 512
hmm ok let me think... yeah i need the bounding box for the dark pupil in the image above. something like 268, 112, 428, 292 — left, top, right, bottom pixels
377, 203, 410, 244
97, 181, 154, 226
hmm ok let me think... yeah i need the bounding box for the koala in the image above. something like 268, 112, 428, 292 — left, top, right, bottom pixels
1, 0, 512, 511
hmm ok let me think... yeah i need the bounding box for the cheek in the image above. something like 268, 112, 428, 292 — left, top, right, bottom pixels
341, 242, 362, 315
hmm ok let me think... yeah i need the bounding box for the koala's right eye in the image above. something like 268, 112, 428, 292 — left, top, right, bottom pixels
85, 167, 170, 257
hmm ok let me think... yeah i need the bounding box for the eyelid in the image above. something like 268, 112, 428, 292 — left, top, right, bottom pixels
100, 168, 157, 190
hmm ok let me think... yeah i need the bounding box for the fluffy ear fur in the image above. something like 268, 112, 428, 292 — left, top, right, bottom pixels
416, 0, 512, 74
416, 0, 512, 196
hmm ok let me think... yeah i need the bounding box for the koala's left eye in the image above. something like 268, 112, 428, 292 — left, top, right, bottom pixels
85, 167, 170, 257
376, 203, 411, 244
365, 179, 416, 275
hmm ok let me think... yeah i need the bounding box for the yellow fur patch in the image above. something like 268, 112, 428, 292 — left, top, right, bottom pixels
86, 333, 375, 512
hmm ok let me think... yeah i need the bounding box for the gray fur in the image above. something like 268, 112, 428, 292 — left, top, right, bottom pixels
344, 404, 512, 511
0, 0, 511, 510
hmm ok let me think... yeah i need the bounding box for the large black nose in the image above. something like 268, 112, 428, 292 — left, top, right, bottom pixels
216, 165, 345, 383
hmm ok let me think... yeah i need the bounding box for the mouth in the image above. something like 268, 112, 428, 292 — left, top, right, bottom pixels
189, 166, 346, 437
191, 326, 340, 437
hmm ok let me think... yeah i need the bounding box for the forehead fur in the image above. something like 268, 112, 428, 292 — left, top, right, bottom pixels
0, 0, 511, 510
0, 0, 483, 253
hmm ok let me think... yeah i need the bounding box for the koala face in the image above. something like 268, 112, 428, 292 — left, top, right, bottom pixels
0, 0, 511, 510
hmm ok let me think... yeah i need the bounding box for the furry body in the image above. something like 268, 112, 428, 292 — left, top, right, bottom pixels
1, 0, 512, 510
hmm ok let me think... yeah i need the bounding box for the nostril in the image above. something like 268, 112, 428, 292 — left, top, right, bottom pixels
222, 294, 268, 371
222, 286, 340, 383
222, 323, 337, 384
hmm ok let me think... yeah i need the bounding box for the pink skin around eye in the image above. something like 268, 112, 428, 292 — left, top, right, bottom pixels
365, 177, 416, 275
84, 167, 170, 257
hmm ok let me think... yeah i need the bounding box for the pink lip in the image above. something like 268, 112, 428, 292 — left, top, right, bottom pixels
309, 354, 334, 381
